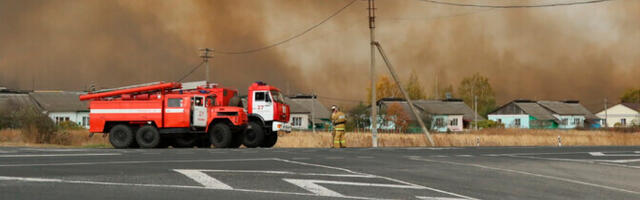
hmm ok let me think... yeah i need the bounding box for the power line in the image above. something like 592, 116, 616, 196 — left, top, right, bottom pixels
176, 61, 205, 82
215, 0, 358, 55
416, 0, 615, 8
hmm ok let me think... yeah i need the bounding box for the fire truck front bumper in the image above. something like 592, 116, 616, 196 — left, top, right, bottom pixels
272, 121, 291, 133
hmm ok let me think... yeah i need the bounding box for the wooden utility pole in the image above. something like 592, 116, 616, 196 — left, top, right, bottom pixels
199, 48, 213, 82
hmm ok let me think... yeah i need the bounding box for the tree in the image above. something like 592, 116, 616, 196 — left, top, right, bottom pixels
367, 75, 427, 104
405, 70, 426, 100
366, 75, 402, 104
385, 103, 410, 131
345, 102, 370, 131
457, 73, 496, 116
620, 88, 640, 103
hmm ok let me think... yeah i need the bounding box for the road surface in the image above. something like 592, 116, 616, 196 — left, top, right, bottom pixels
0, 146, 639, 199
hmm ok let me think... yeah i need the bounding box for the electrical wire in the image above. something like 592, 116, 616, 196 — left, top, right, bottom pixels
215, 0, 358, 55
176, 61, 205, 82
416, 0, 615, 8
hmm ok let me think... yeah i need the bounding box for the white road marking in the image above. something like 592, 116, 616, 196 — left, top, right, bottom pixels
291, 157, 311, 160
0, 176, 383, 200
431, 155, 449, 158
174, 169, 376, 178
0, 153, 120, 158
456, 155, 473, 157
416, 196, 467, 200
408, 156, 640, 195
0, 158, 275, 167
20, 148, 90, 152
174, 169, 233, 189
589, 152, 640, 157
283, 179, 345, 197
275, 158, 478, 200
600, 159, 640, 163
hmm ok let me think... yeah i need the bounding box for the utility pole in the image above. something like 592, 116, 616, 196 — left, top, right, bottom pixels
604, 98, 608, 128
311, 90, 316, 133
368, 0, 378, 147
199, 48, 213, 83
474, 95, 478, 130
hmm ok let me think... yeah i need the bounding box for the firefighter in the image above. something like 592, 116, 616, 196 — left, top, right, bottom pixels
331, 105, 347, 148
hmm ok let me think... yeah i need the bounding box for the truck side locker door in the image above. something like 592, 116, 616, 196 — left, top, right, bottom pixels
252, 91, 274, 121
191, 96, 207, 127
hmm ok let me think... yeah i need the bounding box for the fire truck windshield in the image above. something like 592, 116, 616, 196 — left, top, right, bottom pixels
270, 90, 285, 103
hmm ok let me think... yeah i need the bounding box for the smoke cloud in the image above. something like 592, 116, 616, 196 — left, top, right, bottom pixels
1, 0, 638, 111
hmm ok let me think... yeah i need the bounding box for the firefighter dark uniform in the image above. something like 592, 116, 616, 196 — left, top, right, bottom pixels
331, 107, 347, 148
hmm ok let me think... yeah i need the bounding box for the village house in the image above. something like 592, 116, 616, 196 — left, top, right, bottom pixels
285, 95, 331, 130
488, 100, 599, 129
596, 103, 640, 127
29, 91, 90, 128
374, 98, 483, 133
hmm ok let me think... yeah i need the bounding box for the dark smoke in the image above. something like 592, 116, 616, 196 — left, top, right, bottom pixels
1, 0, 639, 111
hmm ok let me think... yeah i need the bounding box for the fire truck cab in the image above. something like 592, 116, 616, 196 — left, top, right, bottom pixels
80, 82, 248, 149
242, 82, 291, 148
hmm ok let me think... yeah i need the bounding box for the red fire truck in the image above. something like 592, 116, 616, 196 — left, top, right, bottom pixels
79, 81, 290, 149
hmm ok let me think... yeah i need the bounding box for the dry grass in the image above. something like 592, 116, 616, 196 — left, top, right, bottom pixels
275, 129, 640, 148
0, 129, 111, 148
2, 128, 639, 148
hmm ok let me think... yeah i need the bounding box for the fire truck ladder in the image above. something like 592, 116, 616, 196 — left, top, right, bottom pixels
79, 82, 182, 101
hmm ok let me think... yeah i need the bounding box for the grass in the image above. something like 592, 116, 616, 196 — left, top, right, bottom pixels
2, 128, 639, 148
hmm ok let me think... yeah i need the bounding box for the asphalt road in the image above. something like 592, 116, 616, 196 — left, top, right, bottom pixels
0, 146, 639, 200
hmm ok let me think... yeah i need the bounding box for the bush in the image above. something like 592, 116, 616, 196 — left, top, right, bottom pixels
473, 120, 504, 129
57, 120, 83, 130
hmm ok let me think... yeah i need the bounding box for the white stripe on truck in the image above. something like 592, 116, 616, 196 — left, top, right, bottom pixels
165, 108, 185, 113
90, 109, 162, 114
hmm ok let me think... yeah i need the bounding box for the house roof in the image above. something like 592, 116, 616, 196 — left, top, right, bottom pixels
537, 101, 599, 119
621, 103, 640, 112
513, 102, 556, 120
0, 93, 39, 112
285, 97, 331, 123
379, 99, 484, 121
29, 91, 88, 112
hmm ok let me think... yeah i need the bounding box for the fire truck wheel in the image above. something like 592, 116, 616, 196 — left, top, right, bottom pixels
135, 126, 161, 148
209, 123, 233, 148
260, 132, 278, 148
109, 125, 135, 149
243, 122, 265, 148
174, 134, 198, 148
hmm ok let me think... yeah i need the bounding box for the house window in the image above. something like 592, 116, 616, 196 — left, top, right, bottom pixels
450, 118, 458, 126
561, 119, 568, 126
573, 118, 581, 126
621, 118, 626, 126
82, 116, 89, 127
497, 119, 502, 124
292, 117, 302, 127
515, 118, 521, 127
435, 118, 444, 127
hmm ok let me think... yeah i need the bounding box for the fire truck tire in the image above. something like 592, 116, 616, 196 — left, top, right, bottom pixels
209, 123, 233, 148
135, 126, 161, 148
260, 132, 278, 148
243, 122, 265, 148
109, 125, 135, 149
174, 134, 198, 148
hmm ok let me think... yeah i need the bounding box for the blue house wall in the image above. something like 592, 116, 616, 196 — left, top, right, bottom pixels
488, 114, 530, 128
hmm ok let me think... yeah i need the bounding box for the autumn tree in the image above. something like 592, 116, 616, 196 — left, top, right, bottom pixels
405, 70, 426, 100
457, 73, 496, 116
367, 74, 426, 104
385, 103, 410, 131
620, 88, 640, 103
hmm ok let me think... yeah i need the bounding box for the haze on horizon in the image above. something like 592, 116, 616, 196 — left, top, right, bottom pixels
1, 0, 638, 111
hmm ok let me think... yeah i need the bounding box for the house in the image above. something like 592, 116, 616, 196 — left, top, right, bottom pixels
375, 98, 483, 132
596, 103, 640, 127
29, 91, 90, 128
488, 100, 559, 129
285, 95, 331, 130
488, 100, 599, 129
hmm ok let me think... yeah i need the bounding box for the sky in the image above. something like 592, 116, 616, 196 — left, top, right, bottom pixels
0, 0, 638, 111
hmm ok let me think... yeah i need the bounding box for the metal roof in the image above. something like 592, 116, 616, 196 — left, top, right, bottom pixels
537, 101, 598, 119
0, 93, 39, 111
29, 91, 88, 112
379, 99, 483, 121
285, 97, 331, 122
621, 103, 640, 112
514, 102, 556, 120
